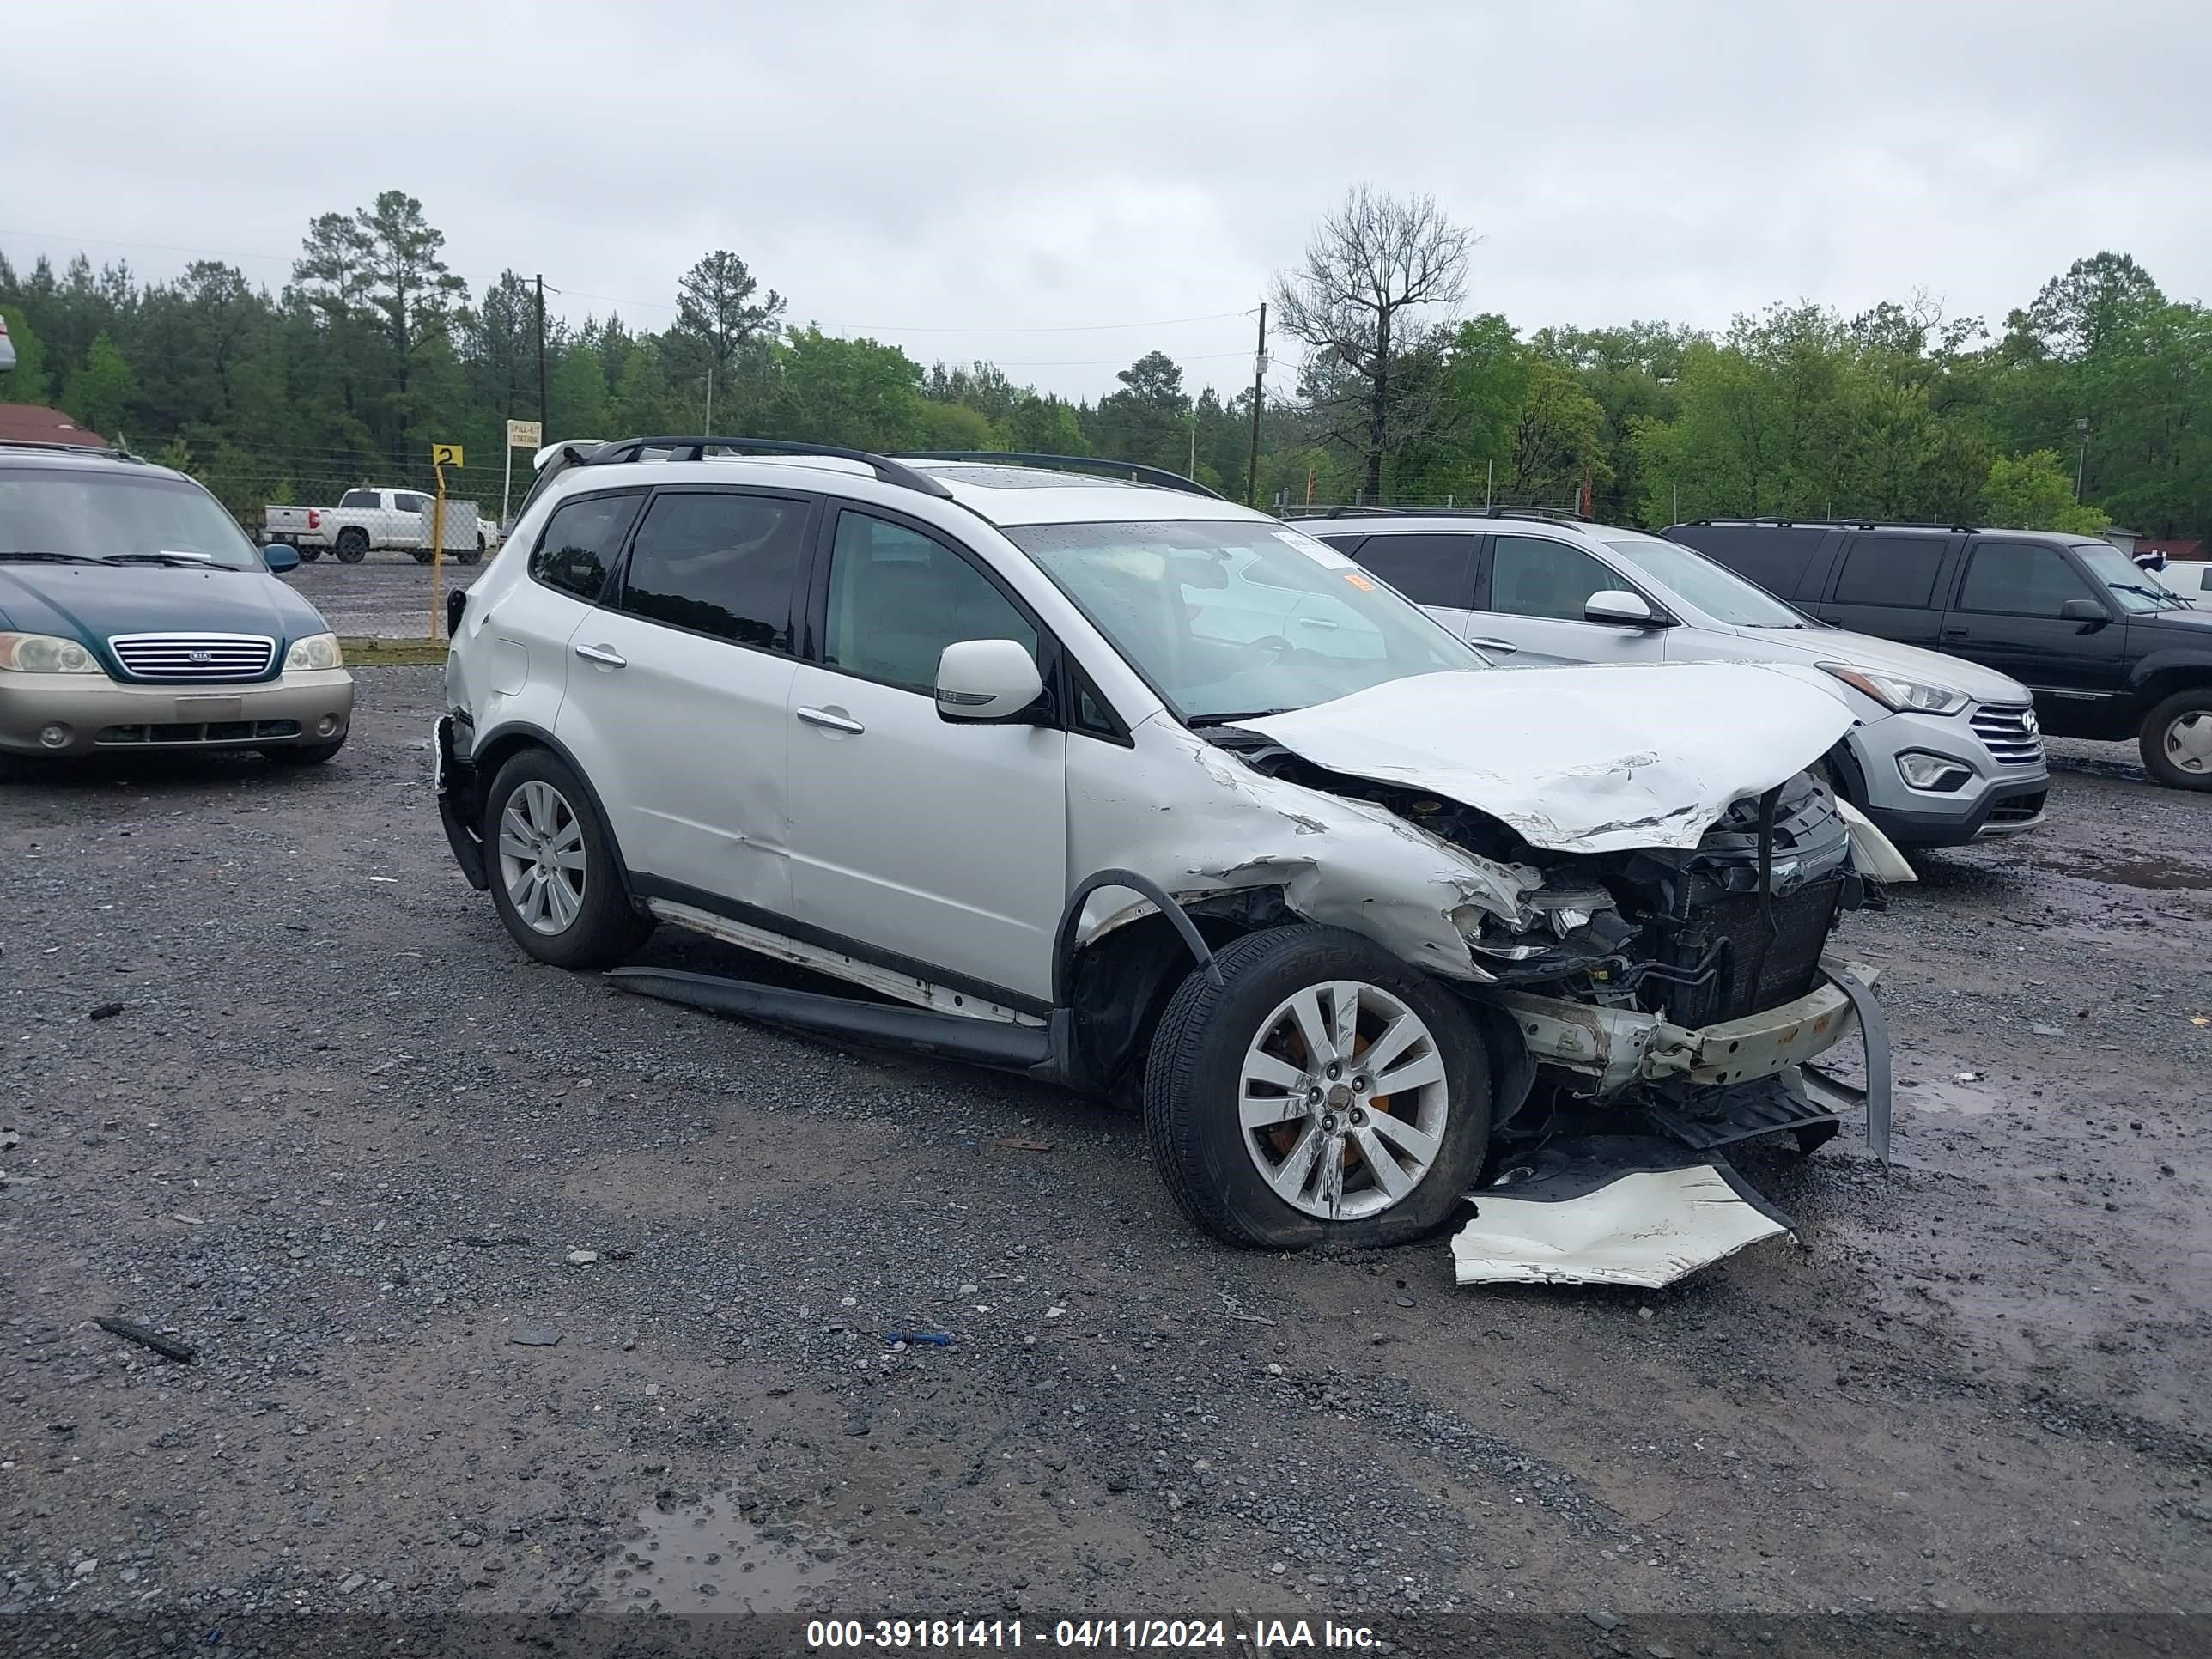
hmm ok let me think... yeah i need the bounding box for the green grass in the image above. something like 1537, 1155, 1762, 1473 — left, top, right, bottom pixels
339, 636, 448, 666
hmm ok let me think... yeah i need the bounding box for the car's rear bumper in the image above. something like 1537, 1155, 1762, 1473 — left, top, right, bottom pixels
435, 713, 491, 890
0, 670, 354, 757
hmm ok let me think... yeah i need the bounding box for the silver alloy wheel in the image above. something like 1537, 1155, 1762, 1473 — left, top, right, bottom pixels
2163, 710, 2212, 775
1237, 979, 1450, 1221
497, 779, 588, 935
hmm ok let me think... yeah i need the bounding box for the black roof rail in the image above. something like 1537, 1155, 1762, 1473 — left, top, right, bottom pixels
0, 437, 135, 460
1320, 504, 1592, 524
586, 436, 953, 500
1688, 516, 1983, 534
896, 451, 1224, 501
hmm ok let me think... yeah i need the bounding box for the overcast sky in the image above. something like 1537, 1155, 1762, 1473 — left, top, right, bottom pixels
4, 1, 2208, 402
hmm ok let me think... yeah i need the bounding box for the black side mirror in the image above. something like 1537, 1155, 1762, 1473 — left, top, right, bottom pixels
2058, 598, 2106, 623
446, 586, 469, 639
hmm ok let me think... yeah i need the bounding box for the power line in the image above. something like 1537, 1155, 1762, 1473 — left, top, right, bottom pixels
546, 282, 1254, 337
1, 225, 1258, 355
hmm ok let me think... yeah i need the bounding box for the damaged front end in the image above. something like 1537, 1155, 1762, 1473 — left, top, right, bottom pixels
1200, 719, 1896, 1282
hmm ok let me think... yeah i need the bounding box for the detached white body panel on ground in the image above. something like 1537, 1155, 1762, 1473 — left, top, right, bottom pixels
1451, 1157, 1795, 1289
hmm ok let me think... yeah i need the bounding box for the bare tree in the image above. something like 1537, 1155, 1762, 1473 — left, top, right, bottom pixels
1273, 187, 1474, 499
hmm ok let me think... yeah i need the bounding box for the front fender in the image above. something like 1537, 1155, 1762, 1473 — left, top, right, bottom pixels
2125, 646, 2212, 699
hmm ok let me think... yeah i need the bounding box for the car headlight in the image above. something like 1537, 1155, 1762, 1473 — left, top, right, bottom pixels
1818, 663, 1969, 715
283, 633, 344, 672
0, 631, 104, 674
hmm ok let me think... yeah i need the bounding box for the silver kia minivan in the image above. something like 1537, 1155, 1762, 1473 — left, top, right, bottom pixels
1309, 510, 2048, 848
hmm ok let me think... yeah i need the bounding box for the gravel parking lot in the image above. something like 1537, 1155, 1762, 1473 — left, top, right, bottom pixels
283, 550, 487, 641
3, 667, 2209, 1643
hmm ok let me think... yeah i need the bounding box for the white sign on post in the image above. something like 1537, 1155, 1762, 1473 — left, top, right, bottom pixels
502, 422, 543, 527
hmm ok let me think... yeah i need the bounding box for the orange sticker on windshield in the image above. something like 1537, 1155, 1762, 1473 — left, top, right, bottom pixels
1342, 571, 1376, 591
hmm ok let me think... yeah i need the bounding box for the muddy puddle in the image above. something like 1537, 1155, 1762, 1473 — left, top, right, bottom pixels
595, 1489, 838, 1614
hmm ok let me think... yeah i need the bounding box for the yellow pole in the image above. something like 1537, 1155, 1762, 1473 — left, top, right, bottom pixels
429, 460, 447, 641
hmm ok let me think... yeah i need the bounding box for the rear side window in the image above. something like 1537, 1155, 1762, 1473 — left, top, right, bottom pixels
1351, 532, 1479, 608
528, 491, 642, 603
1488, 535, 1618, 621
824, 510, 1037, 693
339, 489, 380, 509
1955, 541, 2100, 617
620, 491, 810, 652
1672, 526, 1822, 599
1832, 535, 1945, 607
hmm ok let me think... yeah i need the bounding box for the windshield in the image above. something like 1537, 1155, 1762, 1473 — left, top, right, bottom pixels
2072, 540, 2184, 613
0, 469, 264, 570
1601, 535, 1813, 628
1006, 518, 1489, 721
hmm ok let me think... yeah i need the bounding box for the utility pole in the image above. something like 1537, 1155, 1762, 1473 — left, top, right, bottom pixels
1188, 397, 1197, 479
1245, 302, 1267, 507
704, 362, 715, 435
535, 275, 550, 434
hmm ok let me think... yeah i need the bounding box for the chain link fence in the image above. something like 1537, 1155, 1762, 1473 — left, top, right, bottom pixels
141, 433, 526, 568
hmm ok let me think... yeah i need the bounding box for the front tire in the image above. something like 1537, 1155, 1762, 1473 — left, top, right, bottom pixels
296, 544, 322, 563
2140, 688, 2212, 790
483, 748, 652, 969
1143, 925, 1490, 1250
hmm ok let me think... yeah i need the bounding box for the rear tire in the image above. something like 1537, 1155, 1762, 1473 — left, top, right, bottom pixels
335, 527, 369, 564
1143, 925, 1490, 1250
2139, 687, 2212, 790
410, 547, 434, 565
458, 537, 483, 566
263, 738, 345, 766
483, 748, 652, 969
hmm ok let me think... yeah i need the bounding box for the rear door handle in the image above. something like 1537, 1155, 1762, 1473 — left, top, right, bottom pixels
1468, 636, 1521, 654
574, 642, 627, 667
1939, 627, 1967, 641
796, 706, 865, 735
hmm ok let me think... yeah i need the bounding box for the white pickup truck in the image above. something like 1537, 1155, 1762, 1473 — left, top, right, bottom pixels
264, 487, 493, 565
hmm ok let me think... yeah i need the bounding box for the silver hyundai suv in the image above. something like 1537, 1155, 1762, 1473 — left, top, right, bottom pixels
1309, 511, 2049, 848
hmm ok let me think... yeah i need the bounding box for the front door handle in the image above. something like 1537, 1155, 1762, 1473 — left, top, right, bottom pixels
574, 642, 627, 667
1468, 636, 1522, 654
796, 705, 865, 735
1939, 626, 1967, 641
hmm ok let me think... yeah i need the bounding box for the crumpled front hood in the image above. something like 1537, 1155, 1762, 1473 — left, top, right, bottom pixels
1234, 663, 1856, 854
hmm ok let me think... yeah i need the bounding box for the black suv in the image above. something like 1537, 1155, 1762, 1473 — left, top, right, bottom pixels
1662, 520, 2212, 791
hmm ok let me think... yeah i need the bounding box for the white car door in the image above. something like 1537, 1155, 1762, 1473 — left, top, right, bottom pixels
783, 506, 1067, 1004
552, 487, 813, 917
1470, 533, 1672, 665
461, 489, 643, 754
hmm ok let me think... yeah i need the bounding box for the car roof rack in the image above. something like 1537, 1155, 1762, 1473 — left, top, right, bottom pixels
0, 437, 135, 460
898, 451, 1225, 501
1319, 504, 1592, 524
584, 436, 954, 500
1688, 517, 1984, 534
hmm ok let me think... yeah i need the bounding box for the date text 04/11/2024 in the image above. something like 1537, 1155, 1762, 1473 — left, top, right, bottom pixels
802, 1619, 1382, 1650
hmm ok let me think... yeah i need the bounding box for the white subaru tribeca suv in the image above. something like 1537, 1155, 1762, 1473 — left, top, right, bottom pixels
437, 440, 1902, 1252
